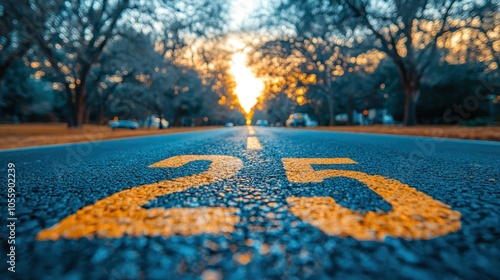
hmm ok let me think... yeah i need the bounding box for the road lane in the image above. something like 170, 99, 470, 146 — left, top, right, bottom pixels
1, 127, 499, 279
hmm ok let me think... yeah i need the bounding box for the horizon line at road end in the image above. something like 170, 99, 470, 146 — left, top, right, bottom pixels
0, 127, 230, 153
2, 126, 499, 153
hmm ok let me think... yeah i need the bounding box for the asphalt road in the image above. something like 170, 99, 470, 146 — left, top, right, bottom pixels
1, 127, 499, 279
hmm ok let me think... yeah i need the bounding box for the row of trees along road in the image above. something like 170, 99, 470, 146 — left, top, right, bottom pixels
248, 0, 499, 126
0, 0, 245, 127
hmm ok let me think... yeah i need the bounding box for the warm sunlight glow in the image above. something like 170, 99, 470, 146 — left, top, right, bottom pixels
230, 52, 264, 113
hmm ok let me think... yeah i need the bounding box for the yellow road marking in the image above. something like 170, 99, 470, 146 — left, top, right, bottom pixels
247, 126, 256, 135
37, 155, 461, 242
247, 136, 262, 150
37, 155, 243, 240
282, 158, 461, 241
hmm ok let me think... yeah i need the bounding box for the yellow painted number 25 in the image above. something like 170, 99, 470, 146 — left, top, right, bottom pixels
37, 156, 461, 242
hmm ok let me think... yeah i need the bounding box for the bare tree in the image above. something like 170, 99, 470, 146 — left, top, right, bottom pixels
250, 0, 385, 125
0, 0, 62, 83
25, 0, 230, 128
31, 0, 135, 127
256, 0, 498, 125
338, 0, 499, 125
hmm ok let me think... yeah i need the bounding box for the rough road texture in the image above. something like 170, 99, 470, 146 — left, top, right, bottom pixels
1, 127, 499, 279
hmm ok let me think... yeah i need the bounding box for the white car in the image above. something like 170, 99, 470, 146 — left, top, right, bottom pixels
286, 113, 306, 127
109, 120, 139, 130
383, 115, 395, 125
145, 116, 169, 128
287, 113, 317, 127
255, 120, 269, 126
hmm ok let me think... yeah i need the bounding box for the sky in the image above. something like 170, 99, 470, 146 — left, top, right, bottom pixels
228, 0, 265, 113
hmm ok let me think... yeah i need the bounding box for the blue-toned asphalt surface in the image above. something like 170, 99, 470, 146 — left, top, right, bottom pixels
1, 127, 499, 279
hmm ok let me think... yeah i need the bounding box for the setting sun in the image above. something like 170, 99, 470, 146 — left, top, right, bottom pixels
229, 52, 264, 113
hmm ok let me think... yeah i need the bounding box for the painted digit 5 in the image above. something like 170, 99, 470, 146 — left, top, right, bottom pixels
282, 158, 461, 241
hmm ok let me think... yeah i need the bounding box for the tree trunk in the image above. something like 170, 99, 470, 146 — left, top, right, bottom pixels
158, 112, 164, 129
67, 108, 77, 128
347, 98, 354, 125
394, 57, 420, 126
65, 89, 76, 128
327, 96, 335, 126
84, 103, 92, 124
404, 86, 419, 126
67, 85, 86, 128
97, 102, 106, 125
76, 86, 85, 127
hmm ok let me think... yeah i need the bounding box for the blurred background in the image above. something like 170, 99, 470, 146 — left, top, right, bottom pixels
0, 0, 499, 130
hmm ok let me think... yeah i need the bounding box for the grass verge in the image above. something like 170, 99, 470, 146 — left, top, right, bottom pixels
0, 124, 221, 150
308, 125, 500, 141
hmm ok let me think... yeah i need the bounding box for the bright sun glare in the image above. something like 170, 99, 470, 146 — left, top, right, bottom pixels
228, 0, 265, 114
229, 52, 264, 113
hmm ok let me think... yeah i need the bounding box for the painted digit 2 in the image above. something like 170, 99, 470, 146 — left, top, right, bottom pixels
37, 155, 243, 240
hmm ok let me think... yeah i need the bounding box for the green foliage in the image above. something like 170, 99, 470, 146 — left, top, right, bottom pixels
418, 63, 493, 124
0, 60, 34, 121
461, 117, 491, 127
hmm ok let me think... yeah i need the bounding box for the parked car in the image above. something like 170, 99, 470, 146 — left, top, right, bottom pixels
306, 119, 318, 127
225, 122, 234, 127
286, 113, 307, 127
145, 116, 169, 128
255, 119, 269, 126
109, 120, 139, 130
382, 114, 395, 125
